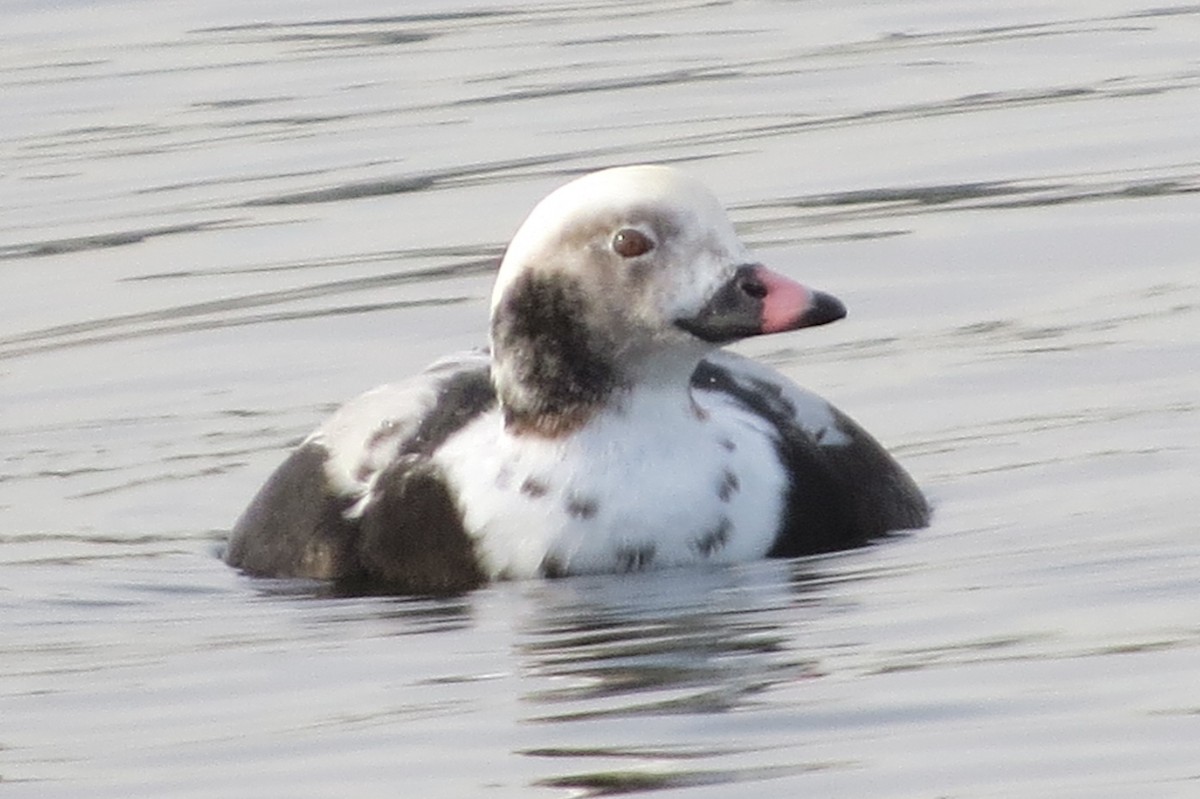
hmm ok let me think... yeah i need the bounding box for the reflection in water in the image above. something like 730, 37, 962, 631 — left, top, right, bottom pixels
524, 576, 810, 716
513, 563, 838, 793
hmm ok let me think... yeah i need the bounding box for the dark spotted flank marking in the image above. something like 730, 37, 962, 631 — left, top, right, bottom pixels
539, 553, 568, 579
521, 476, 549, 498
615, 543, 656, 572
693, 517, 731, 557
565, 495, 599, 520
717, 469, 740, 502
691, 357, 930, 556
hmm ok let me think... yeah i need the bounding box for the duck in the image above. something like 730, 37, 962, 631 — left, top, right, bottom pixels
224, 165, 929, 594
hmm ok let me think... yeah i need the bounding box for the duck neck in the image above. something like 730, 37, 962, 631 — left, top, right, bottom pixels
489, 271, 704, 438
490, 271, 625, 437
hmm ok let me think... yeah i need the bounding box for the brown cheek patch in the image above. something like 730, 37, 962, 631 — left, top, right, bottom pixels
492, 271, 620, 435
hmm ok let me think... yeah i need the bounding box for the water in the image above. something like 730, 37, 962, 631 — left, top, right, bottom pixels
2, 0, 1199, 795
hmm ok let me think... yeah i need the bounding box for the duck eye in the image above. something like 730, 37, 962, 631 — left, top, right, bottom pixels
611, 228, 655, 258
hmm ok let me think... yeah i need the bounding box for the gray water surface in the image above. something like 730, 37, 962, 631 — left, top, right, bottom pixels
2, 1, 1199, 796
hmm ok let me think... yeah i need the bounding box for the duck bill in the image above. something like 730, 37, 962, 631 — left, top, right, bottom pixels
675, 264, 846, 344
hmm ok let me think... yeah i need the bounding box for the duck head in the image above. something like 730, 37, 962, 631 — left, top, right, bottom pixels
489, 165, 844, 436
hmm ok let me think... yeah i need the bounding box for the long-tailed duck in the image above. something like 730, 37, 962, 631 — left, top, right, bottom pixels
224, 165, 929, 594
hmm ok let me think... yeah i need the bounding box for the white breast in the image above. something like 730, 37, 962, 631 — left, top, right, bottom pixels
432, 387, 786, 579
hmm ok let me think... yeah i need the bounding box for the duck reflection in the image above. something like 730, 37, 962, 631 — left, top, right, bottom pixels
515, 560, 831, 721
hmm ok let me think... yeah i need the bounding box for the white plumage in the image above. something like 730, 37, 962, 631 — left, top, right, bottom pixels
225, 165, 928, 594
